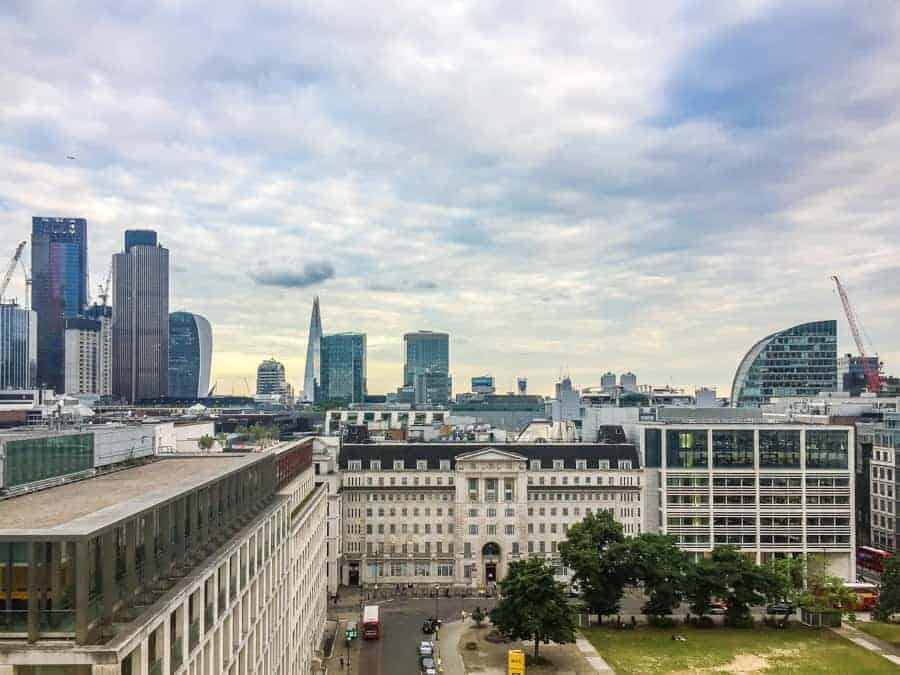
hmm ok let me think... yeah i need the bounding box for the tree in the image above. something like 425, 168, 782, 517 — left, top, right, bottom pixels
559, 511, 627, 620
198, 434, 215, 451
471, 606, 486, 627
874, 554, 900, 621
618, 534, 691, 618
490, 558, 576, 660
709, 546, 775, 625
686, 555, 723, 618
762, 557, 804, 604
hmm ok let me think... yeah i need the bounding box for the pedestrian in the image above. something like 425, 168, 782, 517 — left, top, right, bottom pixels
340, 656, 344, 669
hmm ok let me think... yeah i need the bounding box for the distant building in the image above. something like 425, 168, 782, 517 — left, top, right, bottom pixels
620, 372, 637, 392
303, 296, 323, 402
31, 217, 89, 390
600, 372, 617, 391
64, 305, 112, 396
112, 230, 169, 402
450, 393, 546, 433
168, 311, 213, 399
838, 353, 881, 397
321, 333, 366, 403
472, 375, 495, 394
517, 377, 527, 396
550, 376, 581, 423
731, 320, 837, 407
0, 302, 37, 390
84, 304, 112, 395
256, 357, 288, 396
404, 331, 450, 403
870, 412, 900, 553
414, 370, 452, 406
695, 386, 718, 407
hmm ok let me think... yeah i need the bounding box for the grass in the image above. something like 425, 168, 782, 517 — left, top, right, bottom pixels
857, 620, 900, 649
584, 624, 896, 674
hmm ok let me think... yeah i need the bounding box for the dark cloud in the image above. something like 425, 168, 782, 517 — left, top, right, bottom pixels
250, 260, 335, 288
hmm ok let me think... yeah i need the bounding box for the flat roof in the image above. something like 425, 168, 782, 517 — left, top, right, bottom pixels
0, 454, 266, 538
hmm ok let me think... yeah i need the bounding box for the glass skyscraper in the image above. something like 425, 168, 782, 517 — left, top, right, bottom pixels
31, 217, 88, 391
403, 330, 450, 403
321, 333, 366, 403
168, 312, 213, 399
731, 320, 838, 407
0, 302, 37, 389
303, 296, 323, 402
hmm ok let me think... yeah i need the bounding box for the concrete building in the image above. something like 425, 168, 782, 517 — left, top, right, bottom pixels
620, 372, 637, 392
0, 302, 37, 390
600, 372, 617, 391
549, 376, 581, 424
639, 421, 855, 578
64, 318, 102, 395
337, 442, 641, 588
403, 331, 450, 404
0, 438, 327, 675
112, 230, 170, 403
302, 296, 323, 403
731, 320, 838, 407
256, 358, 288, 397
450, 394, 546, 434
320, 333, 366, 404
31, 217, 89, 392
838, 354, 882, 397
168, 312, 213, 399
870, 412, 900, 553
471, 376, 495, 395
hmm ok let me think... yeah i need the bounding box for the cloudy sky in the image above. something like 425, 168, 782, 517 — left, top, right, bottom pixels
2, 1, 899, 397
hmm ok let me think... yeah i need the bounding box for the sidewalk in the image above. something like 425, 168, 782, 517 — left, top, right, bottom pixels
831, 624, 900, 667
438, 620, 467, 675
575, 633, 615, 674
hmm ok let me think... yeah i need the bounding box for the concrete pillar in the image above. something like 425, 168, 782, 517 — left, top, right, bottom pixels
143, 512, 157, 584
26, 541, 40, 643
158, 505, 171, 572
75, 538, 90, 644
200, 489, 209, 544
125, 518, 137, 598
50, 541, 64, 614
175, 498, 187, 562
101, 530, 117, 623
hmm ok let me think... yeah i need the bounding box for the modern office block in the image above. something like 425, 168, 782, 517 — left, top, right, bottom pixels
870, 413, 900, 553
112, 231, 170, 402
471, 376, 495, 394
321, 333, 366, 403
31, 217, 88, 391
731, 320, 837, 407
256, 357, 287, 396
403, 331, 449, 402
64, 317, 102, 395
303, 296, 323, 402
168, 311, 213, 399
0, 302, 37, 390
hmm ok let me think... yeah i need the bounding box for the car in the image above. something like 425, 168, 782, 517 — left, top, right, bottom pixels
418, 641, 434, 657
709, 602, 727, 615
419, 656, 437, 674
765, 602, 796, 615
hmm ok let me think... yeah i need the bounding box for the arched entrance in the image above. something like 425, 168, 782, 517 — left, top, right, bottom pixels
482, 542, 501, 582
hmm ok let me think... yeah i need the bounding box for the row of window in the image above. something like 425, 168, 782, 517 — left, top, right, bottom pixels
528, 474, 638, 486
675, 534, 851, 546
346, 458, 634, 471
668, 494, 851, 506
666, 476, 850, 489
668, 516, 851, 528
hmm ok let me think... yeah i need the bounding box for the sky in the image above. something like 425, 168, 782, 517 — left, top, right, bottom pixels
2, 0, 900, 398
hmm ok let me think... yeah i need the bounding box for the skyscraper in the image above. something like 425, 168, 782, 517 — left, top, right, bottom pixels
169, 312, 213, 399
731, 320, 838, 407
321, 333, 366, 403
0, 302, 37, 389
31, 217, 88, 391
112, 231, 170, 402
256, 358, 288, 396
64, 304, 113, 396
303, 296, 323, 402
403, 330, 450, 403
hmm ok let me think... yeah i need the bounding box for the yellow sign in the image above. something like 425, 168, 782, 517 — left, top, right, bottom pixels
508, 649, 525, 675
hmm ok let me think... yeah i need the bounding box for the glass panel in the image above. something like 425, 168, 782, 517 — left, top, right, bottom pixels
666, 430, 708, 468
759, 430, 800, 468
806, 430, 849, 469
712, 430, 754, 467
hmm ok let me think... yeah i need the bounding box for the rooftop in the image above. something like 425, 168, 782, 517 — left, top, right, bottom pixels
0, 453, 265, 537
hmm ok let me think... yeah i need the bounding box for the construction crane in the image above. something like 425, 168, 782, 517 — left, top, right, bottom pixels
831, 275, 881, 394
97, 264, 113, 306
0, 240, 27, 303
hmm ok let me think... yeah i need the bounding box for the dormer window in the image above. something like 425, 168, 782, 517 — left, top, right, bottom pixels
417, 460, 428, 471
440, 460, 451, 471
530, 459, 542, 471
576, 459, 587, 470
393, 460, 404, 471
370, 460, 381, 471
553, 459, 564, 470
348, 460, 362, 471
618, 460, 632, 470
599, 460, 610, 470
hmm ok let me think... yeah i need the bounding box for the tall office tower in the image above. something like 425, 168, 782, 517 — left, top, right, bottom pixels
600, 371, 617, 391
321, 333, 366, 403
0, 302, 37, 389
64, 304, 113, 396
620, 372, 637, 392
403, 330, 450, 403
517, 377, 527, 395
256, 358, 288, 395
31, 217, 89, 391
303, 296, 323, 402
731, 320, 837, 407
85, 303, 113, 395
112, 230, 170, 402
169, 311, 213, 399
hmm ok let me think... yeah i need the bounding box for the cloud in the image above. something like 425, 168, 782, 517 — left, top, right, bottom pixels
250, 260, 335, 288
367, 280, 439, 293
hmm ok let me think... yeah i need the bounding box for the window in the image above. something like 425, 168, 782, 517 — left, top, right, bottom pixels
806, 430, 849, 469
440, 460, 451, 471
469, 508, 478, 517
369, 460, 381, 471
505, 524, 515, 535
712, 430, 754, 467
553, 459, 564, 470
468, 478, 478, 502
348, 460, 362, 471
504, 478, 515, 501
576, 459, 587, 470
599, 460, 610, 470
487, 507, 496, 518
485, 478, 498, 502
417, 460, 428, 471
393, 460, 404, 471
618, 460, 632, 470
666, 430, 708, 468
469, 525, 479, 536
530, 459, 542, 471
486, 524, 497, 535
759, 430, 800, 468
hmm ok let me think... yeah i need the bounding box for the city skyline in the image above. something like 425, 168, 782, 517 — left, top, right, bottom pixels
3, 3, 900, 396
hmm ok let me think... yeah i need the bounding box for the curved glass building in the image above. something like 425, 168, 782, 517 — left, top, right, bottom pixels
168, 312, 213, 399
731, 320, 837, 407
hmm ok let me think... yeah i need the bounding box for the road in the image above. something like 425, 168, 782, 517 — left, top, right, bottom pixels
358, 597, 497, 675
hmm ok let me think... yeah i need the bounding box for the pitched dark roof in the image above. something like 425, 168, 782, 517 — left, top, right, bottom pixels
338, 442, 639, 470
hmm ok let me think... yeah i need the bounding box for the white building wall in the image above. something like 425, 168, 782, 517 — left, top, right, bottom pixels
175, 421, 218, 452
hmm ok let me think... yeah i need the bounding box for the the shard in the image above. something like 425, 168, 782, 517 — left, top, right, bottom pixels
303, 296, 323, 402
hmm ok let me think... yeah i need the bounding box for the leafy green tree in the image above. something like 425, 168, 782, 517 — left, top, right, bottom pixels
874, 554, 900, 621
686, 554, 723, 618
471, 606, 486, 627
559, 511, 627, 621
490, 558, 576, 660
762, 557, 804, 604
710, 546, 775, 625
198, 434, 215, 451
617, 534, 691, 618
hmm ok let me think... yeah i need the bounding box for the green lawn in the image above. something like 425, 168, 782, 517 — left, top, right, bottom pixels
583, 625, 897, 674
858, 621, 900, 649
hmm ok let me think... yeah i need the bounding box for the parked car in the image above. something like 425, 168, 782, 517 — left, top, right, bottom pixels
420, 656, 437, 674
765, 602, 796, 615
709, 602, 727, 615
418, 641, 434, 657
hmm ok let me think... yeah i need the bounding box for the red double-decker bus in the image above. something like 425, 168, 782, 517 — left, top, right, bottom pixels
362, 605, 381, 640
857, 546, 892, 579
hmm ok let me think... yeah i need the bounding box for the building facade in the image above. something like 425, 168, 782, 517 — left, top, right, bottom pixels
640, 421, 855, 578
471, 376, 495, 395
320, 333, 366, 403
870, 412, 900, 552
112, 230, 170, 402
168, 311, 213, 399
256, 358, 288, 396
838, 353, 881, 396
337, 443, 641, 588
31, 217, 89, 391
403, 331, 450, 403
64, 317, 102, 395
731, 320, 838, 407
303, 296, 323, 403
0, 302, 37, 390
0, 439, 327, 675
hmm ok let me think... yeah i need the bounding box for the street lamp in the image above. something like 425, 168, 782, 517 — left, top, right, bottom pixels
434, 584, 440, 637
